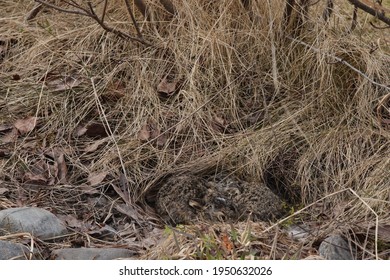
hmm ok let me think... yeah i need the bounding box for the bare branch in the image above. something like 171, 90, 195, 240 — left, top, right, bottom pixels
283, 0, 295, 26
26, 3, 44, 21
101, 0, 108, 23
35, 0, 89, 16
159, 0, 176, 15
350, 5, 358, 32
347, 0, 390, 26
34, 0, 153, 47
134, 0, 151, 20
123, 0, 144, 39
369, 21, 390, 29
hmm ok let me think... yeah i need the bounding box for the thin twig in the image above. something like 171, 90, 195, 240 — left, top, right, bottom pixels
134, 0, 151, 20
123, 0, 144, 39
34, 0, 153, 47
35, 0, 88, 16
160, 0, 176, 15
350, 6, 358, 33
101, 0, 108, 23
26, 3, 44, 21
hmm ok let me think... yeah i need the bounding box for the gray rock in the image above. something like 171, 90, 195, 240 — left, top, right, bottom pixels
0, 240, 31, 260
52, 248, 135, 260
286, 224, 310, 241
319, 235, 354, 260
0, 207, 68, 240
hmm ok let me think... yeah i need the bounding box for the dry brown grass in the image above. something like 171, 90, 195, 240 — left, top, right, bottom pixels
0, 0, 389, 259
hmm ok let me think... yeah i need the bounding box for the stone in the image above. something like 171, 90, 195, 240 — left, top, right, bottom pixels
286, 224, 310, 241
0, 207, 68, 240
52, 248, 136, 260
0, 240, 31, 260
319, 235, 354, 260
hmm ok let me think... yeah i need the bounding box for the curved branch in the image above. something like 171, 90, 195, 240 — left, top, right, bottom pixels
347, 0, 390, 26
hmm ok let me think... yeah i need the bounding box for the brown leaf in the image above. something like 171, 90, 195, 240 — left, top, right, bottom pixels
220, 232, 234, 252
83, 138, 108, 152
88, 171, 108, 186
78, 183, 100, 194
149, 121, 161, 139
137, 120, 167, 146
44, 73, 82, 92
156, 133, 168, 147
137, 124, 151, 141
1, 127, 18, 143
23, 172, 47, 185
55, 152, 67, 183
157, 77, 177, 96
0, 123, 13, 133
115, 203, 141, 221
111, 183, 131, 205
102, 80, 126, 101
14, 116, 37, 134
74, 125, 88, 137
64, 215, 82, 228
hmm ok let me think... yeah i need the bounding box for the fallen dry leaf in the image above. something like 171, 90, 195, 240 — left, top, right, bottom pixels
78, 183, 100, 194
157, 77, 178, 97
43, 72, 82, 92
214, 116, 225, 126
137, 124, 151, 141
1, 127, 18, 143
137, 120, 167, 146
156, 133, 168, 147
115, 203, 141, 222
64, 215, 84, 229
14, 116, 37, 134
83, 138, 108, 152
102, 80, 126, 101
75, 125, 88, 137
0, 123, 13, 133
88, 171, 108, 186
149, 120, 161, 139
220, 232, 234, 252
56, 152, 67, 183
23, 172, 47, 185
